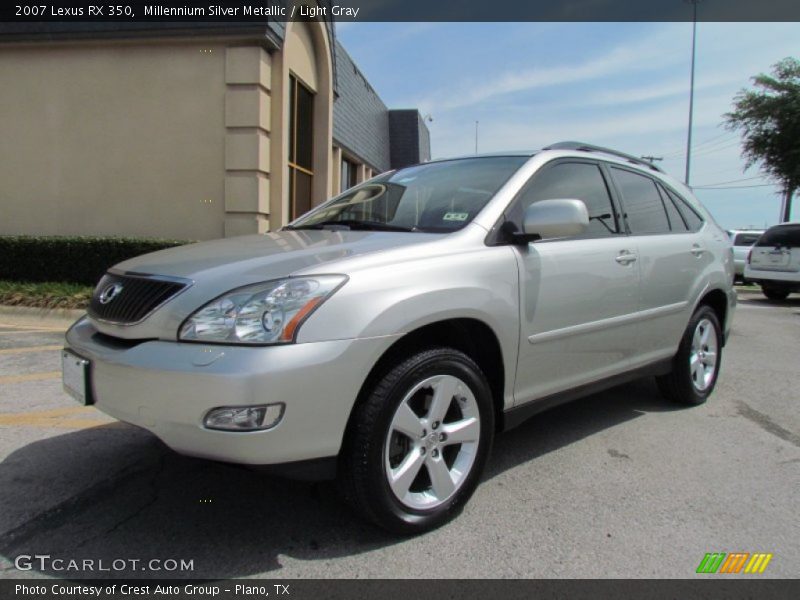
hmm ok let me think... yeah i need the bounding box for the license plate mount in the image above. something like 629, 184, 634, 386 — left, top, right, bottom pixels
62, 349, 93, 406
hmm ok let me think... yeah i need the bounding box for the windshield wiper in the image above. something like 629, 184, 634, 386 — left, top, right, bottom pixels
286, 219, 415, 232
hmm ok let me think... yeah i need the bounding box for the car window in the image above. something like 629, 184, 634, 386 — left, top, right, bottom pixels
756, 224, 800, 247
511, 162, 619, 237
290, 156, 528, 233
611, 168, 670, 234
656, 183, 689, 232
664, 187, 704, 232
733, 233, 762, 246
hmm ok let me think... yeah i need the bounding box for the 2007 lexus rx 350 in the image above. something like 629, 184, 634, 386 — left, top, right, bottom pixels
63, 142, 735, 533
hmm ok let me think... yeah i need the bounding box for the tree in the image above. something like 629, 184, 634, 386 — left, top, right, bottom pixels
724, 57, 800, 222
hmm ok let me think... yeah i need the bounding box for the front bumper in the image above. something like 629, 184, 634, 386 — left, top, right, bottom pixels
65, 317, 399, 465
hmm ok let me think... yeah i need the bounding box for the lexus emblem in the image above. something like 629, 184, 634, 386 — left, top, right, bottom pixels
98, 283, 124, 304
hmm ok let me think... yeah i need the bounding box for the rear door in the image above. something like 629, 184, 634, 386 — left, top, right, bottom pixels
749, 224, 800, 274
606, 166, 709, 364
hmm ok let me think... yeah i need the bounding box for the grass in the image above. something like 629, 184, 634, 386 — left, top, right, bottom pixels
0, 280, 93, 309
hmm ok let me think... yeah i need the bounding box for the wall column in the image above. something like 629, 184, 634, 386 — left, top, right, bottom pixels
331, 146, 342, 196
223, 46, 272, 236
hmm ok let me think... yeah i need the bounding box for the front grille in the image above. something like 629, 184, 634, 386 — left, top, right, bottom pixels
89, 272, 189, 325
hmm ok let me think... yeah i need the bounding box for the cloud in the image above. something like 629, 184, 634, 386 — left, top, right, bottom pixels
411, 25, 686, 113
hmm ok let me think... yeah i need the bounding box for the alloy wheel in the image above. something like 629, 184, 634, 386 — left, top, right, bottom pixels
384, 374, 481, 510
690, 317, 718, 391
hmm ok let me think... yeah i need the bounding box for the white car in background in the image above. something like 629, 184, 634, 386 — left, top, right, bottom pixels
745, 223, 800, 301
727, 229, 764, 283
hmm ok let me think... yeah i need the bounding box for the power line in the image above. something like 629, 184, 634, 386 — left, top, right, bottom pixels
660, 130, 736, 159
663, 137, 740, 160
692, 175, 763, 187
691, 140, 741, 158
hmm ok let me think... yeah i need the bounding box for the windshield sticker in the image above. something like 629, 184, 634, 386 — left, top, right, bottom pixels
443, 212, 469, 221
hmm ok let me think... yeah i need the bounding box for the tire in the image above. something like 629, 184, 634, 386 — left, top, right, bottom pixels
762, 285, 790, 301
656, 305, 722, 406
339, 347, 494, 534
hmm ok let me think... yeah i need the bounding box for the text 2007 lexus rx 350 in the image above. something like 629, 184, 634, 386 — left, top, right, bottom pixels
63, 142, 735, 533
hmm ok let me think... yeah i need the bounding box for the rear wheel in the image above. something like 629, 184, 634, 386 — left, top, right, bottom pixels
656, 305, 722, 406
339, 347, 494, 534
762, 285, 790, 301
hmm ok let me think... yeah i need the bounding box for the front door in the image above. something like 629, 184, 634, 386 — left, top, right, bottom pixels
511, 160, 640, 404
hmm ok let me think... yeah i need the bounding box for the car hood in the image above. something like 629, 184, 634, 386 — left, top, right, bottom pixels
115, 229, 437, 283
93, 229, 442, 339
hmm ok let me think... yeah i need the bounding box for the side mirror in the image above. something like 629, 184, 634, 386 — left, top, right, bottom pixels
522, 199, 589, 240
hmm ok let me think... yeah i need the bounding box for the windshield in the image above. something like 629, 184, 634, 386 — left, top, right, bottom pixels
287, 156, 528, 233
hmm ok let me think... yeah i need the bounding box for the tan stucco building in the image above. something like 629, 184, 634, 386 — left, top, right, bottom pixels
0, 13, 430, 240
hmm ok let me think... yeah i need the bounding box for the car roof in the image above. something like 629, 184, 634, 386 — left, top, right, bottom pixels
429, 143, 664, 174
425, 151, 537, 163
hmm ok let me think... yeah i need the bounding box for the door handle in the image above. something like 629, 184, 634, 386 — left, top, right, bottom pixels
690, 244, 705, 257
615, 251, 637, 265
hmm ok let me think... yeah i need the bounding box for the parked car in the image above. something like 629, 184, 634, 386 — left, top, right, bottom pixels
63, 142, 735, 533
726, 229, 764, 283
744, 222, 800, 301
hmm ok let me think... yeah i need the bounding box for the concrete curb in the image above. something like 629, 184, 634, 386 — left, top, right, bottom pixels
0, 305, 85, 329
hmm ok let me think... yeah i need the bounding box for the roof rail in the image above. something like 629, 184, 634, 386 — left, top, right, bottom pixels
542, 141, 664, 173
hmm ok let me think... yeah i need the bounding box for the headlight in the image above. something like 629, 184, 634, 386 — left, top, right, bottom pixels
179, 275, 346, 344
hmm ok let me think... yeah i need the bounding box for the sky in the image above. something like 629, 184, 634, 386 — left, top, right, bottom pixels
337, 22, 800, 230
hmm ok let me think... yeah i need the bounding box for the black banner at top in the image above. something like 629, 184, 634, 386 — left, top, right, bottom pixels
1, 0, 800, 23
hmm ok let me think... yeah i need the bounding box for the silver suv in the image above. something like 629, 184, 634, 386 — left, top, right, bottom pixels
63, 142, 736, 533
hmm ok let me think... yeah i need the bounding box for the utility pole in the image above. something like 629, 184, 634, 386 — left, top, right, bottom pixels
475, 121, 479, 154
684, 0, 702, 186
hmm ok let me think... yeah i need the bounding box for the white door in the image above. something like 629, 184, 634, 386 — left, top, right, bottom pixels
510, 161, 640, 403
608, 167, 708, 364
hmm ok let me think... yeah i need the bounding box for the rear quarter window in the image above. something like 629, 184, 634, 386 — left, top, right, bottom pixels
663, 187, 704, 232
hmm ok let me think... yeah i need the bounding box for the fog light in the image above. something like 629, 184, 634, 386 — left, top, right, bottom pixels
203, 403, 284, 431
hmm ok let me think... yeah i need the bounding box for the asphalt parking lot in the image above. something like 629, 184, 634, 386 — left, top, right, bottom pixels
0, 291, 798, 579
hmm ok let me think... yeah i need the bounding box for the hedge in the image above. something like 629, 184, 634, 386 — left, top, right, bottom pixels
0, 236, 192, 286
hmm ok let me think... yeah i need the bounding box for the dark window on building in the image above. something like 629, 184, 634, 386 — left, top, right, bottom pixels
511, 162, 619, 237
289, 75, 314, 219
611, 168, 670, 234
755, 224, 800, 248
656, 183, 689, 232
663, 187, 704, 232
340, 157, 358, 193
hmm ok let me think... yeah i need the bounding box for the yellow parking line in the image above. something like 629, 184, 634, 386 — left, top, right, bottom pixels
0, 329, 63, 335
0, 405, 111, 428
0, 322, 68, 332
0, 371, 60, 384
0, 345, 62, 355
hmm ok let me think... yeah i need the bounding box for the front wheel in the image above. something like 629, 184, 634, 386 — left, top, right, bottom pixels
656, 305, 722, 406
339, 347, 494, 534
